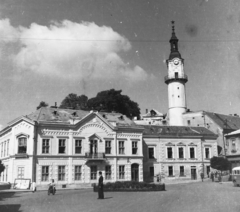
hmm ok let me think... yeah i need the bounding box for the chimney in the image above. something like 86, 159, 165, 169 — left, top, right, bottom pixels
55, 102, 57, 108
146, 109, 148, 114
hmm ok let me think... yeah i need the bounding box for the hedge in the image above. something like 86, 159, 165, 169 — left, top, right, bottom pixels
93, 181, 165, 192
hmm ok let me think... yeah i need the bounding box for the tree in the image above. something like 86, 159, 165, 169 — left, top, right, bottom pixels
210, 156, 231, 173
0, 160, 5, 176
87, 89, 140, 119
60, 93, 88, 110
36, 101, 49, 110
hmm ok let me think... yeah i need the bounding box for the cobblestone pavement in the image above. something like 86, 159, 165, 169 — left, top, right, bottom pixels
0, 181, 239, 212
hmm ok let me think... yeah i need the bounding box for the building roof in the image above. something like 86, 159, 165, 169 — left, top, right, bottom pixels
225, 129, 240, 137
142, 125, 217, 138
25, 107, 139, 128
204, 112, 240, 130
184, 111, 240, 130
142, 109, 163, 118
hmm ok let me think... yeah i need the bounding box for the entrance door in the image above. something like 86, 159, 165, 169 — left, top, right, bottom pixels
131, 164, 139, 182
206, 166, 210, 178
191, 166, 197, 180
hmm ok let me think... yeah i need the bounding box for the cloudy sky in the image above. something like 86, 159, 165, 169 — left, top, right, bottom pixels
0, 0, 239, 127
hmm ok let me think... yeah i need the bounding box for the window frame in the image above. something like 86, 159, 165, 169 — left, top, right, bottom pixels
58, 139, 66, 154
58, 166, 65, 181
17, 167, 24, 179
75, 165, 82, 181
149, 166, 154, 177
75, 139, 82, 154
205, 147, 210, 159
167, 147, 173, 159
105, 165, 111, 180
178, 147, 184, 159
132, 141, 138, 155
18, 137, 27, 154
148, 147, 155, 159
90, 166, 97, 180
105, 140, 111, 154
189, 147, 196, 159
179, 166, 185, 177
41, 166, 49, 181
42, 139, 50, 154
119, 141, 125, 155
119, 165, 125, 179
168, 166, 174, 177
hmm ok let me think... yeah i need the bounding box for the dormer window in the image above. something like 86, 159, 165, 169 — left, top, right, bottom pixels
18, 137, 27, 154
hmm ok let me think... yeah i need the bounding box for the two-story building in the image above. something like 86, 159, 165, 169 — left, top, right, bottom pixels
225, 129, 240, 169
0, 107, 144, 187
142, 125, 218, 182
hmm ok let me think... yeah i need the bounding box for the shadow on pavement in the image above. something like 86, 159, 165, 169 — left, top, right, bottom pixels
0, 204, 21, 212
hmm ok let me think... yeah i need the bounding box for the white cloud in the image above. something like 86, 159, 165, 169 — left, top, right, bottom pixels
0, 19, 149, 82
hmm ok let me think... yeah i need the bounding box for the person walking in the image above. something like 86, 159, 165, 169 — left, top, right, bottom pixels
98, 171, 104, 199
211, 172, 214, 182
32, 181, 36, 193
200, 172, 204, 182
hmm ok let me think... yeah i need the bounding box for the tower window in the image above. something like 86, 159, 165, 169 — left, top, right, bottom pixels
175, 72, 178, 78
177, 87, 179, 89
178, 95, 180, 98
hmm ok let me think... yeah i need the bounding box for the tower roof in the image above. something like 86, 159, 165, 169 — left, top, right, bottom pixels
169, 21, 181, 60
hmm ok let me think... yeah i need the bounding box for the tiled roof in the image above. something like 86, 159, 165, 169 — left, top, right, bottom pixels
25, 107, 138, 128
142, 125, 217, 138
204, 112, 240, 130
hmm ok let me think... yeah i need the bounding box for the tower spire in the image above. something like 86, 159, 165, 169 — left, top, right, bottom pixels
169, 21, 181, 60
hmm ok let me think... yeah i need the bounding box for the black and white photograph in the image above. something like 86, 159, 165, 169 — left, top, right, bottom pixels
0, 0, 240, 211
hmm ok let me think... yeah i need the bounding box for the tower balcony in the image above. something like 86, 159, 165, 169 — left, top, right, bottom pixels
164, 74, 188, 84
85, 152, 106, 161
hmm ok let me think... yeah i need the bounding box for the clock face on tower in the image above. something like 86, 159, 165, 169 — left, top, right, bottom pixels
173, 59, 179, 65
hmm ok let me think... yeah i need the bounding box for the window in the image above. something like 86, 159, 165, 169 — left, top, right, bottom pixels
42, 166, 49, 181
58, 166, 65, 181
190, 147, 195, 158
1, 143, 2, 157
75, 166, 82, 180
17, 167, 24, 178
18, 137, 27, 153
168, 166, 173, 177
105, 165, 111, 180
119, 141, 125, 154
119, 165, 125, 179
205, 148, 210, 159
5, 166, 8, 182
3, 142, 6, 157
148, 147, 154, 159
75, 140, 82, 154
42, 139, 50, 154
167, 147, 173, 159
150, 167, 154, 177
59, 139, 66, 154
132, 141, 138, 154
179, 147, 184, 159
105, 141, 111, 154
7, 141, 9, 156
187, 120, 191, 125
180, 166, 184, 176
91, 166, 97, 180
232, 141, 236, 152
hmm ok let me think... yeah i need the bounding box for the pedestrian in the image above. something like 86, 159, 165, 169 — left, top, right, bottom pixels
200, 173, 204, 182
32, 181, 36, 193
211, 172, 214, 182
98, 171, 104, 199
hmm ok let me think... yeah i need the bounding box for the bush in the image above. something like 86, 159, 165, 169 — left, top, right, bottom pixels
93, 181, 165, 192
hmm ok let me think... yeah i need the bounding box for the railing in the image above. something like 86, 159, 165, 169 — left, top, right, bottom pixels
85, 153, 105, 160
164, 74, 188, 83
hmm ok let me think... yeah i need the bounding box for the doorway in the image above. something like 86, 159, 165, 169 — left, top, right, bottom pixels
131, 164, 139, 182
191, 166, 197, 180
206, 166, 210, 178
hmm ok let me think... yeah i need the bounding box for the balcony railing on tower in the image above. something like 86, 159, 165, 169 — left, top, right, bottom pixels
164, 74, 188, 84
85, 152, 105, 160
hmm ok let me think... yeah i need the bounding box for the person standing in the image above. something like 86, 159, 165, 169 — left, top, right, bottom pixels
200, 172, 204, 182
98, 171, 104, 199
211, 172, 214, 182
32, 182, 36, 193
